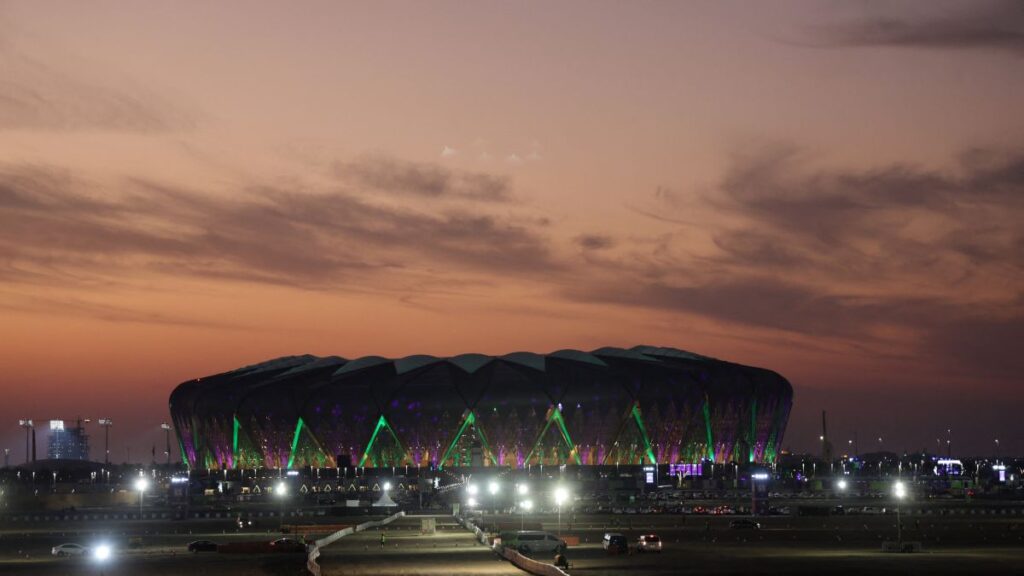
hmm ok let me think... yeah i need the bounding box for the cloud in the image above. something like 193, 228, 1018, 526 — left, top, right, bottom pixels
588, 144, 1024, 381
334, 154, 512, 202
0, 162, 556, 294
811, 0, 1024, 54
575, 234, 615, 250
0, 42, 196, 132
0, 290, 247, 330
704, 145, 1024, 282
441, 145, 458, 158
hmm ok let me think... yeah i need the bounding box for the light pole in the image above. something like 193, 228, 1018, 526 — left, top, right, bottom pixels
466, 482, 479, 518
893, 480, 906, 549
276, 481, 288, 530
161, 423, 172, 465
520, 499, 533, 530
18, 420, 33, 464
516, 483, 529, 529
554, 486, 568, 537
487, 481, 500, 531
135, 477, 149, 515
98, 419, 113, 465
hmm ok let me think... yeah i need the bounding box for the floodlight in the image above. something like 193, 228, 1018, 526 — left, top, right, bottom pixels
93, 544, 112, 561
893, 481, 906, 499
554, 486, 569, 505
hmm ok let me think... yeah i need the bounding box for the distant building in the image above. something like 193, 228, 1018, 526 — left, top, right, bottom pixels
47, 419, 90, 460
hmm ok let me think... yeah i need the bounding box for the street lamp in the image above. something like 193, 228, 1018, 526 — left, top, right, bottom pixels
520, 498, 533, 530
893, 481, 906, 549
276, 481, 288, 529
837, 479, 847, 491
553, 486, 569, 537
93, 543, 112, 563
160, 423, 172, 465
488, 481, 500, 496
18, 420, 33, 464
134, 477, 149, 514
517, 483, 529, 496
98, 419, 113, 465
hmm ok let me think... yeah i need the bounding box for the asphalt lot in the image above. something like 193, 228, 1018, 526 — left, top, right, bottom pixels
512, 512, 1024, 575
0, 507, 1022, 575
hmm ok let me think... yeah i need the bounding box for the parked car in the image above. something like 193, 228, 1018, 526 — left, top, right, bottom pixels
728, 519, 761, 530
498, 531, 567, 555
187, 540, 218, 553
636, 534, 662, 553
52, 543, 88, 557
269, 538, 307, 553
602, 532, 628, 554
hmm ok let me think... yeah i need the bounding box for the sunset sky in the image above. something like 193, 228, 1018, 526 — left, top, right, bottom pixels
1, 0, 1022, 461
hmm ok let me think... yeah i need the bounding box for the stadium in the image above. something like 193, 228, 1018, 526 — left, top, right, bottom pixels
169, 346, 792, 471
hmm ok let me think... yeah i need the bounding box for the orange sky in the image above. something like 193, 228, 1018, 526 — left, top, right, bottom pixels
1, 0, 1022, 460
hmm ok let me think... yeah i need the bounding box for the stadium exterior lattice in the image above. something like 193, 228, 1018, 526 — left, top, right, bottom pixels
169, 346, 792, 470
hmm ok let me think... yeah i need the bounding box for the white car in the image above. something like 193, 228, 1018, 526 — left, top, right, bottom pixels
499, 531, 567, 555
52, 543, 88, 556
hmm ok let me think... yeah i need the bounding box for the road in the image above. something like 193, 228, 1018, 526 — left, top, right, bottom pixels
1, 508, 1022, 575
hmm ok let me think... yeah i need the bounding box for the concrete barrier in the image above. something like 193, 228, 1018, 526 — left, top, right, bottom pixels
496, 545, 570, 576
455, 514, 569, 576
305, 510, 405, 576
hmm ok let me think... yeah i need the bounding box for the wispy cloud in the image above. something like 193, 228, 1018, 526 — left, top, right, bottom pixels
0, 161, 555, 293
810, 0, 1024, 55
334, 154, 512, 202
0, 41, 197, 132
580, 144, 1024, 380
575, 234, 615, 250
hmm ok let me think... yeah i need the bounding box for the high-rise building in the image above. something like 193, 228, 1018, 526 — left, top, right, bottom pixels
47, 419, 90, 461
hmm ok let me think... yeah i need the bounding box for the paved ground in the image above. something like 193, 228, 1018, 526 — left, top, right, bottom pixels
0, 509, 1022, 575
512, 512, 1024, 575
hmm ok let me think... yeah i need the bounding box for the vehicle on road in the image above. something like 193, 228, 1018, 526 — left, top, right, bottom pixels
52, 543, 88, 557
602, 532, 628, 554
237, 515, 258, 528
636, 534, 662, 552
498, 531, 567, 555
269, 538, 307, 553
728, 519, 761, 530
187, 540, 218, 553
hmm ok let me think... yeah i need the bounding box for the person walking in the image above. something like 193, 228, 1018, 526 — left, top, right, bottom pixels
380, 530, 386, 548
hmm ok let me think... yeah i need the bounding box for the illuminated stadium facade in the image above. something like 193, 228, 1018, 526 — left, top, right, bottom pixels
169, 346, 792, 470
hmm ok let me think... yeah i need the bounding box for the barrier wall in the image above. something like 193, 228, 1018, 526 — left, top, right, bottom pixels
456, 514, 570, 576
305, 511, 405, 576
